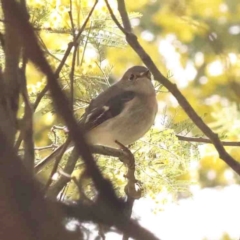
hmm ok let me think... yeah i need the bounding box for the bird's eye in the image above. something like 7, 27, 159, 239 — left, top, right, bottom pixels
129, 73, 135, 81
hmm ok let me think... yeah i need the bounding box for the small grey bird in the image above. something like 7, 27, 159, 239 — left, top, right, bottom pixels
35, 66, 158, 171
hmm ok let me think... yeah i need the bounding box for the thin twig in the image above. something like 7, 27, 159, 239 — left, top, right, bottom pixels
46, 147, 79, 198
68, 0, 76, 38
43, 139, 70, 194
104, 0, 126, 33
19, 144, 58, 151
176, 134, 240, 147
70, 44, 78, 110
80, 22, 92, 66
69, 0, 78, 110
37, 32, 64, 63
59, 183, 68, 201
116, 0, 131, 32
35, 139, 71, 173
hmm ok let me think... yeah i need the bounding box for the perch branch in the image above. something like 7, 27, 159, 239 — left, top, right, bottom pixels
45, 145, 131, 198
115, 141, 142, 240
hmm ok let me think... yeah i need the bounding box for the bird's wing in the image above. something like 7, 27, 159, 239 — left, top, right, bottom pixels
83, 90, 135, 130
34, 89, 135, 172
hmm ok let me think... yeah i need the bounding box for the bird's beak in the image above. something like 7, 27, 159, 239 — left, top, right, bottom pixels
140, 69, 151, 80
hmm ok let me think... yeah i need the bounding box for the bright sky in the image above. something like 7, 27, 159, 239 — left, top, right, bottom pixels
103, 185, 240, 240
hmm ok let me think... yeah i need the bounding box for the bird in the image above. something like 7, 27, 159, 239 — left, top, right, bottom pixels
35, 66, 158, 172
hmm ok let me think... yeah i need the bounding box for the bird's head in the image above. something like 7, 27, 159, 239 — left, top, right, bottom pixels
119, 65, 155, 95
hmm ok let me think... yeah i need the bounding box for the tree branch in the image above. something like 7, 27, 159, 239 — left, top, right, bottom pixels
46, 147, 79, 198
116, 0, 132, 32
105, 0, 240, 176
43, 139, 71, 194
69, 43, 78, 110
176, 134, 240, 147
